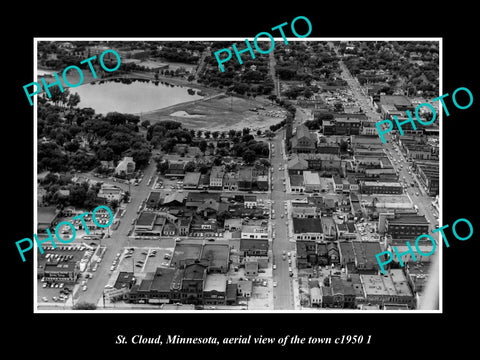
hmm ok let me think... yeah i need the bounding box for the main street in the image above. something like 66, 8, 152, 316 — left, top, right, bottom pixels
74, 160, 158, 305
269, 129, 295, 310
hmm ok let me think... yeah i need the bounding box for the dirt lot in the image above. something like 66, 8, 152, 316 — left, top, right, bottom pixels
141, 94, 287, 132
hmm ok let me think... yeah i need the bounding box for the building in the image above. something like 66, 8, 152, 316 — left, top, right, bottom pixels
97, 184, 122, 202
385, 215, 430, 241
37, 206, 60, 232
287, 155, 308, 175
115, 156, 135, 176
360, 271, 414, 308
338, 241, 383, 274
291, 125, 317, 153
244, 195, 257, 209
203, 273, 227, 305
223, 172, 239, 191
416, 162, 439, 196
361, 181, 403, 195
146, 191, 162, 209
128, 267, 176, 304
41, 261, 78, 283
303, 171, 321, 193
239, 238, 269, 257
209, 166, 224, 189
290, 174, 305, 193
334, 117, 362, 135
292, 218, 323, 241
201, 244, 230, 273
238, 167, 253, 191
181, 262, 207, 305
183, 172, 201, 189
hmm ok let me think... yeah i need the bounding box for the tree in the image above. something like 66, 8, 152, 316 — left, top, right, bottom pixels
204, 130, 211, 139
141, 119, 150, 129
242, 127, 251, 136
256, 129, 262, 136
199, 140, 208, 154
242, 149, 256, 164
212, 131, 219, 139
67, 92, 81, 109
184, 161, 196, 172
73, 301, 97, 310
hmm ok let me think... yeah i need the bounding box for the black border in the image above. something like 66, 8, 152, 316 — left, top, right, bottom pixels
7, 4, 479, 355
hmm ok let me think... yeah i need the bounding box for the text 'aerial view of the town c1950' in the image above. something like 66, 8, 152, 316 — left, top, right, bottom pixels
35, 39, 440, 312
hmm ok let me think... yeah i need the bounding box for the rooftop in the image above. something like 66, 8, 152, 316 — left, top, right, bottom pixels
204, 273, 227, 292
293, 218, 323, 234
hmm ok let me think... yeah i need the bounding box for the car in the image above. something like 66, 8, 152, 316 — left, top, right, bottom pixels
82, 285, 88, 291
42, 282, 47, 288
273, 281, 277, 287
288, 259, 292, 265
273, 264, 276, 270
135, 264, 142, 268
42, 297, 48, 302
282, 254, 287, 261
110, 265, 116, 271
416, 192, 419, 196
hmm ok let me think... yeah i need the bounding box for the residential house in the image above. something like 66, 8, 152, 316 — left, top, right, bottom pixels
115, 156, 135, 176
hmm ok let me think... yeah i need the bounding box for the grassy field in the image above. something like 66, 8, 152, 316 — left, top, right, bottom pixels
140, 94, 288, 132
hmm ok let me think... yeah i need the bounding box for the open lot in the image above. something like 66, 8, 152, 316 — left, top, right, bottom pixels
141, 94, 287, 131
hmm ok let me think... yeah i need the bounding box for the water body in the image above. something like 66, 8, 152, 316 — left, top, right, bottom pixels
70, 79, 203, 114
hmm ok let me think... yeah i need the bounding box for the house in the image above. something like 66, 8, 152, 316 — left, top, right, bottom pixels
321, 216, 337, 241
209, 166, 224, 189
162, 192, 186, 207
327, 242, 340, 264
244, 195, 257, 209
292, 218, 323, 241
223, 172, 239, 191
115, 156, 135, 176
186, 192, 221, 208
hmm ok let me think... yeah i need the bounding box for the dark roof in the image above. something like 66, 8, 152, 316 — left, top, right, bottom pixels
183, 263, 207, 280
136, 211, 157, 226
292, 218, 323, 234
239, 238, 269, 251
388, 215, 429, 225
114, 272, 135, 289
150, 267, 177, 292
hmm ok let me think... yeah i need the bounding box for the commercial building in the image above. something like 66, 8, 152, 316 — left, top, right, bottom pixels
97, 184, 123, 202
292, 218, 324, 241
385, 215, 430, 241
303, 171, 321, 193
291, 125, 317, 153
361, 181, 403, 195
203, 273, 227, 305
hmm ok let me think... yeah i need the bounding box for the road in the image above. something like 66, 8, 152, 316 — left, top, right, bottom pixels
74, 160, 158, 305
269, 129, 295, 310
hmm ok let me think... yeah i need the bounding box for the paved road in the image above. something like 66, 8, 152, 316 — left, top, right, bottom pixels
74, 160, 158, 305
269, 130, 295, 310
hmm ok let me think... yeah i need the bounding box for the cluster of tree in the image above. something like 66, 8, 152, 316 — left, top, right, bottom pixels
37, 103, 151, 173
39, 175, 102, 210
199, 54, 273, 97
304, 113, 334, 130
153, 47, 199, 64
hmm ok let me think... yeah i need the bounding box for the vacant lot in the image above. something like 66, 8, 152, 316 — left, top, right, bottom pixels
141, 94, 287, 132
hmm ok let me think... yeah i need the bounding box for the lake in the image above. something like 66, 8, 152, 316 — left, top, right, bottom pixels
70, 79, 204, 114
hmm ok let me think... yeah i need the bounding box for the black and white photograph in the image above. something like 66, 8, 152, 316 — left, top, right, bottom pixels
33, 38, 442, 313
6, 5, 479, 356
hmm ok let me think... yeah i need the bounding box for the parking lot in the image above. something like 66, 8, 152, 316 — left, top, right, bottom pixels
106, 246, 175, 285
37, 245, 92, 304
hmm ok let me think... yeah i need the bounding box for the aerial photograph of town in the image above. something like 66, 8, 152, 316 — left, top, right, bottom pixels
35, 39, 440, 312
